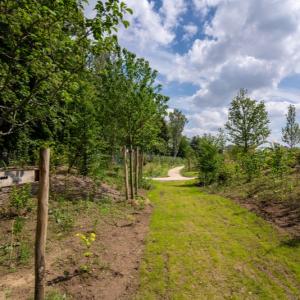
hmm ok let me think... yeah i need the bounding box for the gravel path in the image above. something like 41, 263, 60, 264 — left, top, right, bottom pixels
152, 166, 196, 181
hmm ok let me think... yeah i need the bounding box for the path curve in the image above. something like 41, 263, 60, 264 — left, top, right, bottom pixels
152, 166, 196, 181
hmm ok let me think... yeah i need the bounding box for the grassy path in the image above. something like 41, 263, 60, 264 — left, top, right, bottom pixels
137, 180, 300, 299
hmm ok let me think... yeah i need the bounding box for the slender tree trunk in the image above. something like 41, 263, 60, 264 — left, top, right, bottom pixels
139, 151, 144, 181
135, 147, 139, 196
129, 145, 134, 199
35, 148, 50, 300
123, 146, 129, 200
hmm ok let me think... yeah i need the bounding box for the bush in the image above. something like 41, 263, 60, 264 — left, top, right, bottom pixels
13, 217, 25, 234
197, 137, 223, 185
17, 242, 31, 265
268, 145, 289, 179
52, 208, 74, 232
9, 184, 31, 215
140, 178, 153, 190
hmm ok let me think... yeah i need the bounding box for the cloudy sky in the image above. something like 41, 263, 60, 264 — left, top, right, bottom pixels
86, 0, 300, 142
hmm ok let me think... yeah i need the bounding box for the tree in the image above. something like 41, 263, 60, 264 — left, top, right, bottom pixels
0, 0, 131, 137
96, 48, 168, 198
168, 109, 188, 158
196, 135, 223, 185
226, 89, 270, 152
282, 104, 300, 148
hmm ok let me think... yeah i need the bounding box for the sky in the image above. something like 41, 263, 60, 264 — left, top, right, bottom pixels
85, 0, 300, 142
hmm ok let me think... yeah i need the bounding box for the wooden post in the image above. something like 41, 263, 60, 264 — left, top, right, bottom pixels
123, 146, 130, 200
34, 148, 50, 300
139, 151, 144, 181
129, 145, 134, 199
134, 147, 139, 196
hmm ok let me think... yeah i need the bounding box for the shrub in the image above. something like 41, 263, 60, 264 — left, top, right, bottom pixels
17, 242, 31, 265
268, 145, 288, 179
9, 184, 31, 215
76, 232, 96, 272
52, 208, 74, 232
13, 217, 25, 234
140, 178, 153, 190
237, 150, 265, 182
197, 137, 224, 185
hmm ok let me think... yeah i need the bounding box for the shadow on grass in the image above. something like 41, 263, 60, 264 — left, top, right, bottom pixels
171, 182, 200, 189
279, 237, 300, 248
263, 236, 300, 257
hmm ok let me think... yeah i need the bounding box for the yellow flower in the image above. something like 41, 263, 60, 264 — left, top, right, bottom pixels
90, 233, 96, 242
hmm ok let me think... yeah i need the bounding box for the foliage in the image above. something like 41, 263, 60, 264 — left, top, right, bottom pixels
168, 109, 188, 158
139, 178, 153, 190
143, 155, 185, 177
13, 217, 25, 234
17, 242, 31, 265
226, 89, 270, 152
52, 208, 74, 232
237, 150, 265, 182
76, 232, 96, 272
268, 145, 289, 179
0, 0, 131, 138
196, 135, 223, 185
282, 104, 300, 148
9, 184, 31, 215
45, 290, 68, 300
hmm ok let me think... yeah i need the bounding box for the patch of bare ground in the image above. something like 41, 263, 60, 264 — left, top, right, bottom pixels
239, 198, 300, 237
0, 173, 152, 300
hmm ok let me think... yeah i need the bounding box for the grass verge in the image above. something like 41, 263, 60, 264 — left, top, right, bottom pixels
137, 180, 300, 299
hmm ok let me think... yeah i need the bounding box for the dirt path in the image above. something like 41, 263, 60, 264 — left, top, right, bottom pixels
152, 166, 196, 181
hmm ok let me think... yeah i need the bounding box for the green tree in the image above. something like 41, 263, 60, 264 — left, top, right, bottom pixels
282, 104, 300, 148
0, 0, 131, 165
168, 109, 188, 158
196, 135, 223, 185
96, 48, 168, 198
226, 89, 270, 152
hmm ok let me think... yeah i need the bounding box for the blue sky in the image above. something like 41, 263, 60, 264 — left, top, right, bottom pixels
86, 0, 300, 142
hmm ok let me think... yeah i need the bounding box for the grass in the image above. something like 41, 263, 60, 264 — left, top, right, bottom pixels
143, 156, 185, 178
137, 180, 300, 299
180, 166, 198, 178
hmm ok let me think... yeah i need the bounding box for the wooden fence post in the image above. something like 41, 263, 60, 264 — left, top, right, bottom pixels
139, 151, 144, 181
123, 146, 130, 200
34, 148, 50, 300
129, 145, 134, 199
135, 147, 139, 196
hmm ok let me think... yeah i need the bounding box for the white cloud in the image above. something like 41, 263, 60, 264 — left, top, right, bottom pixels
160, 0, 187, 29
183, 23, 198, 40
86, 0, 300, 140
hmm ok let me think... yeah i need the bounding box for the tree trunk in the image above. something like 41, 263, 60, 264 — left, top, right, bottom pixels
34, 148, 50, 300
139, 151, 144, 181
135, 147, 139, 196
123, 146, 129, 201
129, 145, 134, 199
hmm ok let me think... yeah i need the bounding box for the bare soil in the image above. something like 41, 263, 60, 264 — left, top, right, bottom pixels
0, 174, 152, 300
239, 197, 300, 238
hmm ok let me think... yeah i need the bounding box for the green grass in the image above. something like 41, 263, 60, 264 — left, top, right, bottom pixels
143, 156, 185, 178
137, 180, 300, 299
181, 168, 198, 178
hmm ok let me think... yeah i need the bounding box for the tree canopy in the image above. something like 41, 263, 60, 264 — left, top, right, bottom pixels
226, 89, 270, 152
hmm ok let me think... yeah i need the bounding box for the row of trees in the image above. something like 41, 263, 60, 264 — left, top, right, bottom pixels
0, 0, 190, 199
0, 0, 186, 172
180, 88, 300, 185
225, 88, 300, 152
